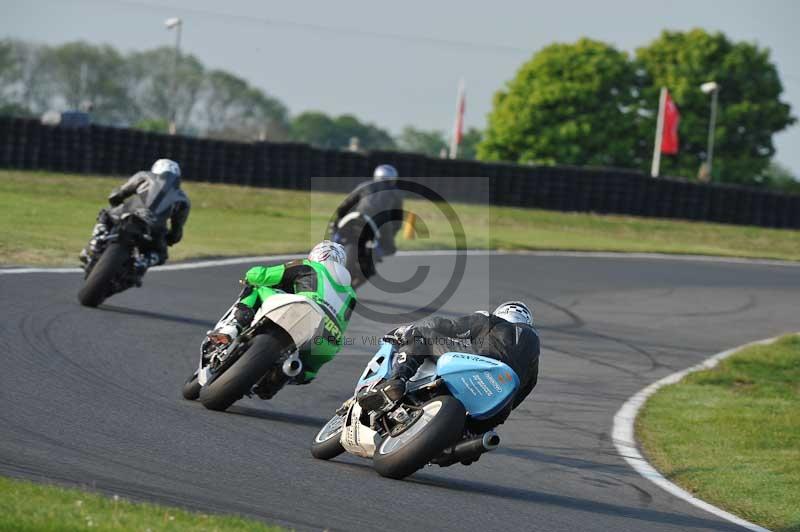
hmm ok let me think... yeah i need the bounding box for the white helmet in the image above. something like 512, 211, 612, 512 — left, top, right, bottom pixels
308, 240, 346, 266
151, 158, 181, 177
493, 301, 533, 326
373, 164, 398, 180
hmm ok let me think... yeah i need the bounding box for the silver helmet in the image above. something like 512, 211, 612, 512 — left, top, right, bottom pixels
373, 164, 398, 180
493, 301, 533, 326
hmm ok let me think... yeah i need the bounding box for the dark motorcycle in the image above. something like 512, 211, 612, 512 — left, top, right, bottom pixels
77, 205, 157, 308
331, 211, 382, 289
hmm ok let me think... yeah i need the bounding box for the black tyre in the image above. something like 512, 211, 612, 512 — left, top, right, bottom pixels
78, 242, 130, 307
311, 412, 346, 460
182, 373, 201, 400
198, 334, 286, 412
372, 395, 465, 480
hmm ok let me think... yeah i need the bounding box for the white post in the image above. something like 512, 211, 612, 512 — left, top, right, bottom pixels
650, 87, 667, 178
165, 17, 183, 135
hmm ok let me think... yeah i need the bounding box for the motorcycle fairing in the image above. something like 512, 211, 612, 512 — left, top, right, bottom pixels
436, 353, 520, 420
252, 293, 325, 351
355, 341, 394, 392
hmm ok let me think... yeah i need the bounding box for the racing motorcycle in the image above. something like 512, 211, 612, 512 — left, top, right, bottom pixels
77, 201, 158, 307
311, 340, 519, 479
330, 211, 382, 289
182, 290, 329, 412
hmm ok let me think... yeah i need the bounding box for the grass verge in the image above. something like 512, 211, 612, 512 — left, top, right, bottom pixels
1, 170, 799, 266
637, 334, 800, 532
0, 475, 284, 531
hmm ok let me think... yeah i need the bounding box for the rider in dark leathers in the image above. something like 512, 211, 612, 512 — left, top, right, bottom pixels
358, 301, 540, 431
79, 159, 191, 276
333, 164, 404, 259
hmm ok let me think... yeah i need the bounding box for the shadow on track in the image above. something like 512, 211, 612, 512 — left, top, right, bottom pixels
410, 474, 741, 531
225, 405, 329, 428
494, 446, 634, 477
101, 305, 215, 329
312, 460, 737, 530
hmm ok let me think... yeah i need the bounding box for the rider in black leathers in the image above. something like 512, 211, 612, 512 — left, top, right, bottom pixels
358, 301, 540, 431
333, 164, 404, 259
79, 159, 191, 276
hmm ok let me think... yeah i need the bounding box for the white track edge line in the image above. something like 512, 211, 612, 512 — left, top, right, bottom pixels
2, 249, 799, 275
612, 335, 793, 532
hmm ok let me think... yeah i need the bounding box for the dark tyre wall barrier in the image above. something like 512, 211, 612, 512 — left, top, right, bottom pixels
1, 117, 798, 229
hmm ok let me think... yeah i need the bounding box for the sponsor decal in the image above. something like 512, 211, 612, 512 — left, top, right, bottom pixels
472, 374, 494, 397
461, 376, 479, 396
484, 371, 503, 392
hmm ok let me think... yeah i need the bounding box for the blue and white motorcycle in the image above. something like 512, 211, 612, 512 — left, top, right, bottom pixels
311, 340, 520, 479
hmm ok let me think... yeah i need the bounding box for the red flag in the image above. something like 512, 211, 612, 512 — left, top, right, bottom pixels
450, 79, 465, 158
661, 91, 680, 155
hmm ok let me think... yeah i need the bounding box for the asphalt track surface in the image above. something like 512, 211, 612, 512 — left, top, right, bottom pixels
2, 252, 798, 531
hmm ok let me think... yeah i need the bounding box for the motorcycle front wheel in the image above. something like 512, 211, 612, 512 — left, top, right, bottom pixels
77, 242, 130, 307
310, 412, 346, 460
372, 395, 465, 480
198, 332, 290, 412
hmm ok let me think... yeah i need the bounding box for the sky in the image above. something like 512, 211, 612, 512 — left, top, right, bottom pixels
2, 0, 799, 175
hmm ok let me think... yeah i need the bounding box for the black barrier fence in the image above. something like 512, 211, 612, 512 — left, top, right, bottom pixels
1, 116, 798, 229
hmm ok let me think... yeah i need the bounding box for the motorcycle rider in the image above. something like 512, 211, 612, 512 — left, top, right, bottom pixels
331, 164, 404, 274
79, 159, 191, 278
357, 301, 540, 431
205, 240, 357, 382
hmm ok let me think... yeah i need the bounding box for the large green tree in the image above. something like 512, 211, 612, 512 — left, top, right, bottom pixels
478, 38, 639, 166
635, 29, 795, 184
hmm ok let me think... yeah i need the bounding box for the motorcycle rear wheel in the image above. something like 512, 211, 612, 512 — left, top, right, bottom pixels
78, 242, 130, 307
372, 395, 465, 480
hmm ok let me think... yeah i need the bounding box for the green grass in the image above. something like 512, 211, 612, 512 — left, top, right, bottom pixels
637, 334, 800, 532
1, 170, 799, 266
0, 476, 284, 531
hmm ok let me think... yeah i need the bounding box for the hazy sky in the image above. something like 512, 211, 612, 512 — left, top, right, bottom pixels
3, 0, 799, 175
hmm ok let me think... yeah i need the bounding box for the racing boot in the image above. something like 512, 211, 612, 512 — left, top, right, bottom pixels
356, 377, 407, 413
205, 304, 255, 349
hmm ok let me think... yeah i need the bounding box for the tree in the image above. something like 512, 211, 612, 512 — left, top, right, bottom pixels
635, 29, 795, 184
38, 41, 134, 124
755, 161, 800, 193
199, 69, 289, 141
290, 111, 395, 150
458, 128, 482, 160
1, 40, 49, 114
397, 126, 447, 156
126, 47, 205, 132
478, 38, 639, 167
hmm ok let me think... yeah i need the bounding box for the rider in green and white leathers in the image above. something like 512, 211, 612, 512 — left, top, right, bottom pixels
207, 241, 357, 382
240, 259, 356, 378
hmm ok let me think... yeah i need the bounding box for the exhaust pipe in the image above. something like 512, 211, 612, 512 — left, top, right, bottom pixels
432, 431, 500, 467
282, 352, 303, 378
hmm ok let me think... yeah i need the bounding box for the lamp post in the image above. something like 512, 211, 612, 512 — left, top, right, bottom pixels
165, 17, 182, 135
700, 81, 720, 181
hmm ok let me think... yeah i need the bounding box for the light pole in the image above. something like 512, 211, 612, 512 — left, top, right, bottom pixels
700, 81, 720, 181
165, 17, 182, 135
